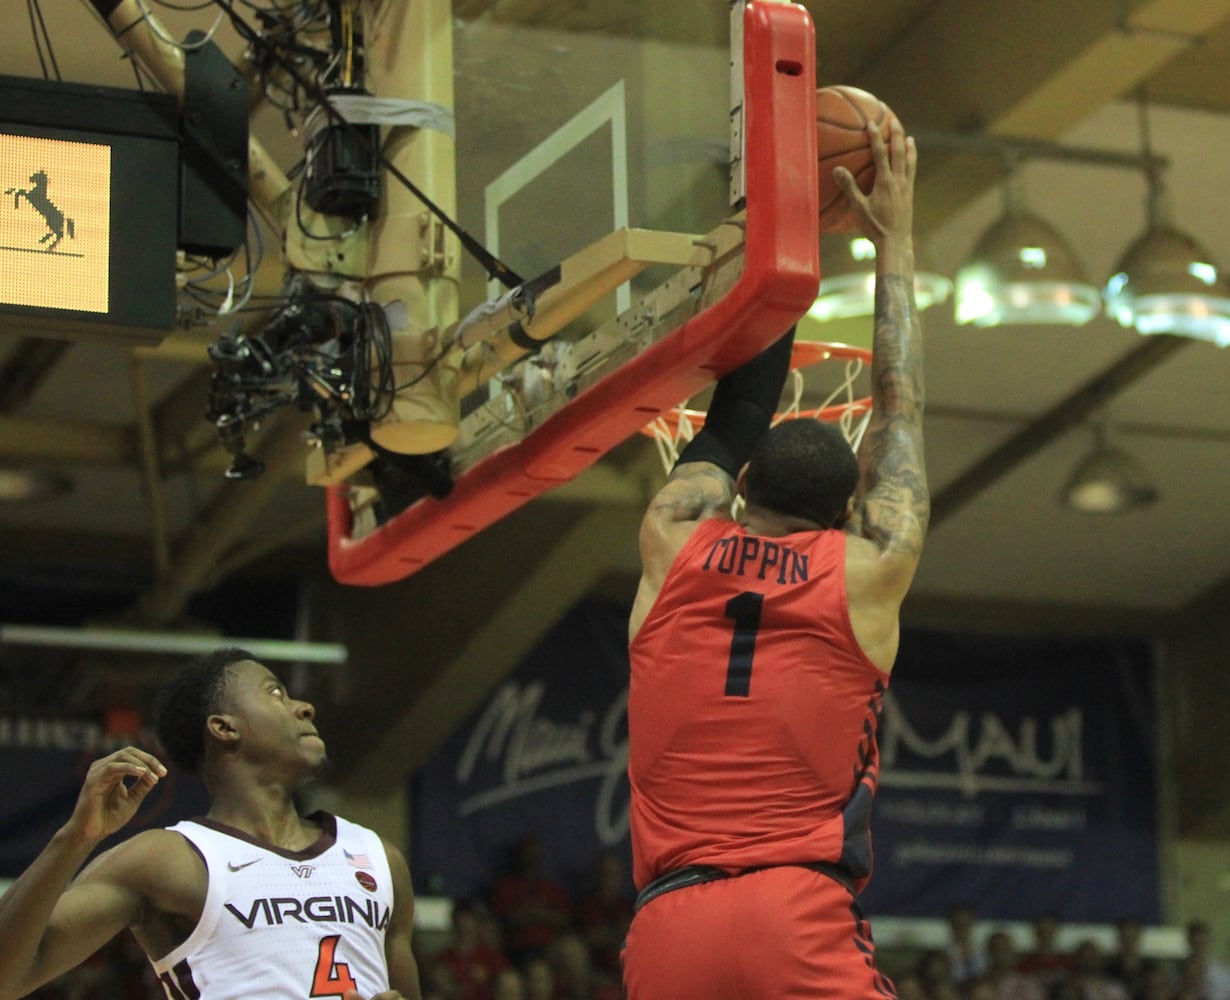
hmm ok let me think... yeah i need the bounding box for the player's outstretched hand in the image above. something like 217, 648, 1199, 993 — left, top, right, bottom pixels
832, 117, 916, 248
64, 746, 167, 844
342, 991, 415, 1000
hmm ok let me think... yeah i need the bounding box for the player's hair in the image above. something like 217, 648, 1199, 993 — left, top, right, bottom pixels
154, 647, 255, 775
744, 419, 858, 528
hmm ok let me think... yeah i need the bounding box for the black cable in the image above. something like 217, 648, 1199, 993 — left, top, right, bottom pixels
207, 0, 526, 289
352, 300, 395, 421
393, 337, 453, 393
30, 0, 61, 81
294, 175, 360, 242
25, 0, 48, 79
124, 51, 147, 91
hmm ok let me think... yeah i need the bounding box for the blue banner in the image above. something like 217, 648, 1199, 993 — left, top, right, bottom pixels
414, 605, 1160, 920
411, 600, 633, 900
861, 629, 1160, 922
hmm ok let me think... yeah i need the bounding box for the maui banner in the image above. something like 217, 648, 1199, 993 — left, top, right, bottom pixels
411, 600, 634, 901
413, 600, 1160, 920
862, 629, 1160, 921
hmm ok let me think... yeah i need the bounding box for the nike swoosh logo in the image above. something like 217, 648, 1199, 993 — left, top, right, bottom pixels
227, 859, 262, 872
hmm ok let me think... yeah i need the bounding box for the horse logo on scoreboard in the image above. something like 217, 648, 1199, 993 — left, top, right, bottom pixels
5, 170, 75, 252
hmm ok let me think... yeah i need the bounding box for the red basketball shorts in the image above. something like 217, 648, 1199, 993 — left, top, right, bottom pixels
622, 866, 896, 1000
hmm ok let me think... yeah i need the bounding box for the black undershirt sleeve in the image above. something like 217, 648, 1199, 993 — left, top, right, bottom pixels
673, 326, 795, 478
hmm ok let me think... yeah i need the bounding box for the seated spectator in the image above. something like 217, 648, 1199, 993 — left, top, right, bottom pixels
917, 947, 959, 1000
573, 851, 634, 980
1132, 960, 1174, 1000
489, 835, 572, 966
1070, 938, 1129, 1000
967, 976, 998, 1000
894, 971, 927, 1000
1106, 918, 1149, 997
1175, 956, 1210, 1000
1018, 913, 1077, 989
1048, 980, 1083, 1000
523, 956, 556, 1000
491, 967, 527, 1000
549, 932, 622, 1000
1186, 920, 1230, 1000
947, 903, 989, 987
431, 898, 511, 1000
986, 929, 1046, 1000
421, 959, 461, 1000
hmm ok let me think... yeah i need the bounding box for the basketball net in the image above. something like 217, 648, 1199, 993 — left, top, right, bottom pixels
642, 341, 874, 479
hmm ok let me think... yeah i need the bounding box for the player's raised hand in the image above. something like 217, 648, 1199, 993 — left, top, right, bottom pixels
833, 117, 916, 247
64, 746, 167, 843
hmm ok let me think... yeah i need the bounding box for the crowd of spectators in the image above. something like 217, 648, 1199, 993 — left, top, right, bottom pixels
892, 909, 1230, 1000
17, 845, 1230, 1000
419, 837, 632, 1000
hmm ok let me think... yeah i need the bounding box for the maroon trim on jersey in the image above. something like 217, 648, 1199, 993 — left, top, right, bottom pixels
186, 811, 338, 860
157, 957, 201, 1000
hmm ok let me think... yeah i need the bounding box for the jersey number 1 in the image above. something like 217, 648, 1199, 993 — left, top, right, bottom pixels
311, 935, 359, 997
724, 591, 763, 697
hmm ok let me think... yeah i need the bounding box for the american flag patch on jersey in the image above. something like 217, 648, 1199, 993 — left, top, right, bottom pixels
344, 849, 372, 869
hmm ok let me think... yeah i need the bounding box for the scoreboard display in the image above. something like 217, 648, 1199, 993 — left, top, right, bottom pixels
0, 76, 178, 345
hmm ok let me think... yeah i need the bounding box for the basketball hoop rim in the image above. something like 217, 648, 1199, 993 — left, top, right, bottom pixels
640, 339, 873, 442
788, 339, 871, 369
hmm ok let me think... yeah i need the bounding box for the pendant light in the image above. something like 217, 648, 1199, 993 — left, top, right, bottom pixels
955, 160, 1102, 327
1103, 92, 1230, 346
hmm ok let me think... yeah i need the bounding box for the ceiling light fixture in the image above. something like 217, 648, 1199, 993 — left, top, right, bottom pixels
1104, 92, 1230, 346
807, 125, 1226, 340
1062, 422, 1158, 515
808, 232, 953, 323
955, 169, 1102, 328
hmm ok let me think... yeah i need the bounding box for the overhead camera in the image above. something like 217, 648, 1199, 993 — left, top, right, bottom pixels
205, 280, 351, 479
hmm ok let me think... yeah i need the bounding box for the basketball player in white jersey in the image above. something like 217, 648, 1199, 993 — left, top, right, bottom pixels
0, 647, 421, 1000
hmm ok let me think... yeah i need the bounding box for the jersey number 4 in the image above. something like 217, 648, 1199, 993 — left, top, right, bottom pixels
311, 935, 359, 997
724, 591, 763, 697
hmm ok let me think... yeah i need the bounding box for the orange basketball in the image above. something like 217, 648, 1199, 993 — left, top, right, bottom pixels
815, 85, 898, 232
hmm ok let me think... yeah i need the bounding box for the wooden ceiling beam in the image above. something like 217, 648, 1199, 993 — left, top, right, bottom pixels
852, 0, 1230, 233
0, 338, 71, 415
0, 415, 134, 466
131, 414, 309, 625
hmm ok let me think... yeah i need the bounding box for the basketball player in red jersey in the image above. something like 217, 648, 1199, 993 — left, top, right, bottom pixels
0, 648, 421, 1000
623, 116, 926, 999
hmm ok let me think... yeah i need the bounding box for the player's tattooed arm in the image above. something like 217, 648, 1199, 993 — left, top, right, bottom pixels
834, 117, 927, 565
846, 271, 929, 561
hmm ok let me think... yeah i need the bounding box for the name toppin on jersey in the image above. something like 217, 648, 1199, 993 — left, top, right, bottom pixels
225, 894, 391, 930
702, 533, 809, 584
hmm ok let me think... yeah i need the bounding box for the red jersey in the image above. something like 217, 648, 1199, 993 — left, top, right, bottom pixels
628, 517, 889, 891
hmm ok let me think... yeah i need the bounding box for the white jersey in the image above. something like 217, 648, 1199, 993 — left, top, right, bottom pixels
150, 813, 393, 1000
